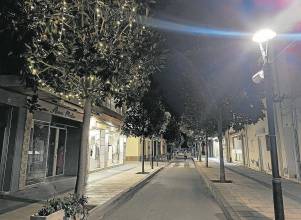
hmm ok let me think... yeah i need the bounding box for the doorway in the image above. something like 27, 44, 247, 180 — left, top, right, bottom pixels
26, 121, 67, 185
46, 127, 67, 177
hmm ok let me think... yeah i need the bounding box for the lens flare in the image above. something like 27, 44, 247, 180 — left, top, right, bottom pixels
139, 17, 251, 39
139, 17, 301, 41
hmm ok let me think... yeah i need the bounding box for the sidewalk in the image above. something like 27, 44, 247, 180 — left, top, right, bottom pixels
0, 162, 166, 220
194, 159, 301, 220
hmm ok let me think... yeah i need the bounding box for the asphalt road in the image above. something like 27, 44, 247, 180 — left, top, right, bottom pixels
102, 159, 226, 220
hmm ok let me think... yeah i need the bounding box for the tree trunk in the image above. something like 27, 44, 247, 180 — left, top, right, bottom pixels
198, 143, 202, 162
218, 109, 226, 182
75, 97, 92, 196
142, 137, 145, 173
156, 141, 159, 167
206, 134, 209, 168
151, 139, 154, 169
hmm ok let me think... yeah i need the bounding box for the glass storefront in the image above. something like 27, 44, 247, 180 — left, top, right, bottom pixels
89, 117, 125, 172
89, 129, 102, 170
26, 120, 67, 185
0, 104, 13, 191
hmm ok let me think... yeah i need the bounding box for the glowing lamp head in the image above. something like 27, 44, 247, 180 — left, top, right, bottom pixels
253, 29, 277, 43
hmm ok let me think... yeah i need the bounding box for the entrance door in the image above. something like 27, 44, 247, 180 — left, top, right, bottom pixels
0, 105, 11, 191
26, 121, 50, 185
46, 127, 66, 177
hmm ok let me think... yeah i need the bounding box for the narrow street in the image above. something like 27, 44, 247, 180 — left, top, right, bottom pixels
102, 159, 226, 220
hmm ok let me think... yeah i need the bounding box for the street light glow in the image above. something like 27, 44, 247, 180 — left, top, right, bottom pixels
252, 70, 264, 84
253, 29, 277, 43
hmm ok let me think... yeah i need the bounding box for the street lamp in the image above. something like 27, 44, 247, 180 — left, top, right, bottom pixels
252, 29, 285, 220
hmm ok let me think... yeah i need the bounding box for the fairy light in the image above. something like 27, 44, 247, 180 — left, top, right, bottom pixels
32, 69, 37, 75
95, 0, 101, 34
59, 0, 67, 41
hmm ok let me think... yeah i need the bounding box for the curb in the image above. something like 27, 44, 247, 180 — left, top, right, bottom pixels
88, 166, 165, 220
192, 159, 241, 220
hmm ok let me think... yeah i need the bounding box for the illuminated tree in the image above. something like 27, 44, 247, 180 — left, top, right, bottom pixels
22, 0, 165, 195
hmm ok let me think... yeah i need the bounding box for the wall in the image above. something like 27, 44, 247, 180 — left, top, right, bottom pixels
125, 137, 140, 161
125, 137, 165, 161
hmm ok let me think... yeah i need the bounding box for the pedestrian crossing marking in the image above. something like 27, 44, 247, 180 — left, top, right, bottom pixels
168, 161, 194, 168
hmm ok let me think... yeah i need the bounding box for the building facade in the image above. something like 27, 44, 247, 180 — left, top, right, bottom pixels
125, 136, 167, 162
88, 116, 126, 172
219, 55, 301, 181
0, 80, 125, 193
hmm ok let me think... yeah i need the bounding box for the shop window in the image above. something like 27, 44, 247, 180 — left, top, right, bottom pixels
26, 121, 50, 185
56, 129, 66, 175
89, 129, 101, 171
26, 120, 68, 185
46, 128, 66, 176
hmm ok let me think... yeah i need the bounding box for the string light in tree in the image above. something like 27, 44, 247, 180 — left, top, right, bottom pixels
59, 0, 67, 41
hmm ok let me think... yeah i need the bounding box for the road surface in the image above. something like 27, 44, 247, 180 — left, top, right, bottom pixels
102, 159, 226, 220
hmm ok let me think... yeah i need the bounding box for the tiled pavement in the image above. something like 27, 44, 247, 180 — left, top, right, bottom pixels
85, 162, 166, 206
195, 159, 301, 220
0, 162, 165, 220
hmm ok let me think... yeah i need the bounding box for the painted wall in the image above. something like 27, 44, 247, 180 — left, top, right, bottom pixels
125, 137, 140, 161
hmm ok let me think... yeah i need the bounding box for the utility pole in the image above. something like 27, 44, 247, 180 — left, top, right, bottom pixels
263, 58, 284, 220
252, 29, 284, 220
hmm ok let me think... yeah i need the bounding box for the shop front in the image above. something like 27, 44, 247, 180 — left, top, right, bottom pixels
88, 117, 125, 172
232, 135, 244, 163
0, 88, 29, 192
26, 120, 71, 185
23, 101, 83, 187
0, 103, 22, 192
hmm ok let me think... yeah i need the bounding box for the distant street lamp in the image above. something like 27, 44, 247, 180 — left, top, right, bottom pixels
252, 29, 285, 220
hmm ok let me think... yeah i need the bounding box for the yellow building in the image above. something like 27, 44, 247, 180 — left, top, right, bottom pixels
125, 136, 167, 161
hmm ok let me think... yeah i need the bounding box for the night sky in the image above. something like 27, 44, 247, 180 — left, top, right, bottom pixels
152, 0, 301, 115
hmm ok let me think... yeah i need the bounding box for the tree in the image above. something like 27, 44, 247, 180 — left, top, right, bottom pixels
180, 43, 265, 182
199, 76, 265, 182
163, 115, 181, 154
0, 0, 33, 75
22, 0, 164, 196
122, 82, 167, 173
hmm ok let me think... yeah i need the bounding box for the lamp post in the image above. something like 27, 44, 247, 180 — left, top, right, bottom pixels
252, 29, 285, 220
